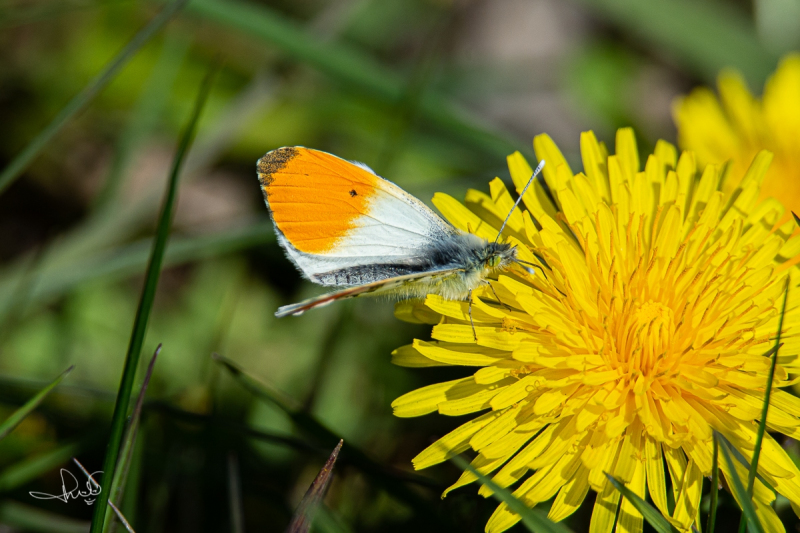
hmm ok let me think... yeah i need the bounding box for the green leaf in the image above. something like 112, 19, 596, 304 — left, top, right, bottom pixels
604, 473, 679, 533
572, 0, 777, 85
0, 501, 89, 533
738, 277, 790, 533
212, 354, 447, 524
707, 436, 719, 533
716, 432, 766, 533
0, 0, 189, 195
102, 345, 161, 533
450, 454, 573, 533
0, 441, 82, 492
89, 64, 218, 533
287, 440, 343, 533
0, 365, 74, 441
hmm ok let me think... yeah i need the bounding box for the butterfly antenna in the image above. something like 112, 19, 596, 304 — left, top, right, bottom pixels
495, 159, 545, 244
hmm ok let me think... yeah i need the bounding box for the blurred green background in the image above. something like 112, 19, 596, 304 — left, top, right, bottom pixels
0, 0, 798, 531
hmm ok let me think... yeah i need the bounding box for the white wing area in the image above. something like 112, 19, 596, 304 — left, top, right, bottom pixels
279, 178, 456, 280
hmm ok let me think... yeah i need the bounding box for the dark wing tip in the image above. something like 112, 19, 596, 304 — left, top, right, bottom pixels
257, 146, 298, 188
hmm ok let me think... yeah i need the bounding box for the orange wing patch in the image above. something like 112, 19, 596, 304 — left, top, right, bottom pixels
257, 147, 378, 254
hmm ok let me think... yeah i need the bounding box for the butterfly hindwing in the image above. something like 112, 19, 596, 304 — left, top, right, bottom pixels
275, 268, 465, 317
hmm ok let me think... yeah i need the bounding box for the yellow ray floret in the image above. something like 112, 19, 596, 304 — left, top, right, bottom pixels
392, 127, 800, 533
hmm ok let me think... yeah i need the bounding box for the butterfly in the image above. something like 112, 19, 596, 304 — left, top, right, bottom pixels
257, 147, 544, 326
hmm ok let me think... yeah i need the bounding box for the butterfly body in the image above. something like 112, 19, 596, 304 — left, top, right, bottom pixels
257, 146, 517, 317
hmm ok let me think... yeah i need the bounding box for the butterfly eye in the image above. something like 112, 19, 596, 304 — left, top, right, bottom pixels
487, 255, 501, 268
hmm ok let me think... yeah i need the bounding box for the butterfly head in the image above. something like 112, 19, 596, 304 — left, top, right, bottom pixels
482, 241, 517, 273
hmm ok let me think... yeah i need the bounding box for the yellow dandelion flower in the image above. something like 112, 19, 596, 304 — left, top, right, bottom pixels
674, 53, 800, 219
392, 128, 800, 533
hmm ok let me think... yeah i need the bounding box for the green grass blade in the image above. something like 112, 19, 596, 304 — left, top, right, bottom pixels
573, 0, 777, 85
0, 64, 278, 317
102, 345, 161, 533
0, 501, 90, 533
604, 473, 678, 533
737, 276, 789, 533
707, 436, 719, 533
0, 441, 82, 492
211, 354, 435, 486
72, 457, 102, 493
746, 280, 790, 494
0, 221, 273, 322
0, 0, 189, 195
717, 432, 773, 493
227, 453, 245, 533
89, 65, 217, 533
187, 0, 523, 159
716, 432, 766, 533
0, 365, 74, 441
450, 454, 572, 533
107, 501, 136, 533
95, 32, 190, 210
212, 354, 448, 524
287, 440, 343, 533
188, 0, 399, 97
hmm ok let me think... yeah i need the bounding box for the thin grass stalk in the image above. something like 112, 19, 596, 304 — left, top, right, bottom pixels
103, 346, 161, 533
211, 354, 438, 487
94, 33, 190, 210
0, 0, 189, 194
72, 458, 101, 494
286, 440, 343, 533
0, 221, 274, 322
706, 436, 719, 533
0, 500, 91, 533
717, 433, 766, 533
0, 442, 81, 492
737, 276, 790, 533
212, 354, 451, 525
0, 68, 274, 321
0, 366, 74, 441
107, 501, 136, 533
88, 65, 217, 533
227, 454, 245, 533
450, 454, 573, 533
187, 0, 522, 159
604, 474, 678, 533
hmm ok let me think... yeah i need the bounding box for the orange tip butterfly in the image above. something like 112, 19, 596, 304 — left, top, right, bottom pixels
256, 147, 544, 318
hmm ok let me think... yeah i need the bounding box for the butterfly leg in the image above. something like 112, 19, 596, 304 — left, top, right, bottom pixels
468, 289, 477, 341
488, 281, 511, 310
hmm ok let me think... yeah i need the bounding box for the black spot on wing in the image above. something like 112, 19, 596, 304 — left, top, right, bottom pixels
257, 147, 297, 187
349, 189, 357, 197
